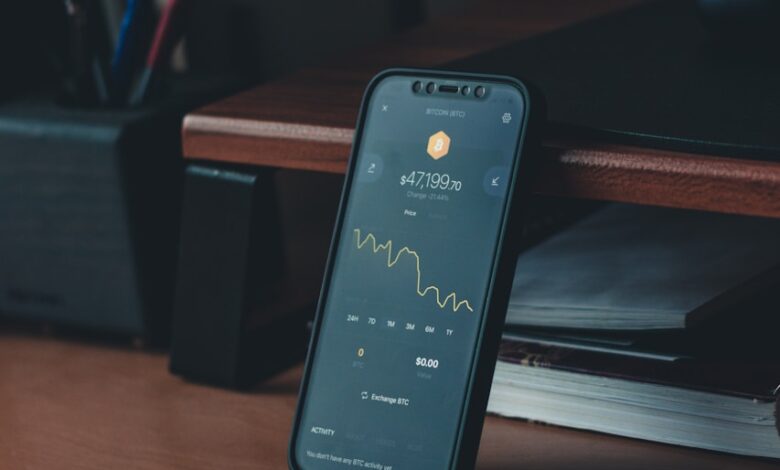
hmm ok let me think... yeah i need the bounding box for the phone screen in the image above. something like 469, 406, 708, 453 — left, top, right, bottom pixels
292, 74, 526, 469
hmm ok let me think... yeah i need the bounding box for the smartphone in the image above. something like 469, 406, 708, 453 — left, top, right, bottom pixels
289, 69, 540, 470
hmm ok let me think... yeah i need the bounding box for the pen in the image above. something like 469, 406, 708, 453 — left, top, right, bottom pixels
130, 0, 187, 106
63, 0, 89, 103
111, 0, 152, 104
99, 0, 124, 50
63, 0, 110, 106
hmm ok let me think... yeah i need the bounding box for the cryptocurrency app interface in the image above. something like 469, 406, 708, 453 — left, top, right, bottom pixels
294, 76, 525, 470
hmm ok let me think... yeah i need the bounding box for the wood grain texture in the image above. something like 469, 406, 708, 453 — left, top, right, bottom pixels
181, 0, 780, 218
535, 141, 780, 218
1, 333, 776, 470
183, 114, 780, 218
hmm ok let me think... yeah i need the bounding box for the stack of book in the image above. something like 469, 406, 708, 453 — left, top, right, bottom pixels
489, 203, 780, 459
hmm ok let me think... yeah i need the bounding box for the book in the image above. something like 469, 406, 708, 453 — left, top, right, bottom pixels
503, 283, 780, 362
507, 203, 780, 330
488, 338, 780, 459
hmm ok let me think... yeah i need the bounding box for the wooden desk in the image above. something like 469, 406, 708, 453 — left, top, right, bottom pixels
1, 332, 775, 470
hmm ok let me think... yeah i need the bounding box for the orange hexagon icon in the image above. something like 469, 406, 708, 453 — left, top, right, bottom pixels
427, 131, 451, 160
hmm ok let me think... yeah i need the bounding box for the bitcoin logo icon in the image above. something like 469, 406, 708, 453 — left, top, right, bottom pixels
427, 131, 451, 160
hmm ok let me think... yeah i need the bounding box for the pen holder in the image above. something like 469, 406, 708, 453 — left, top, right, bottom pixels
0, 80, 231, 345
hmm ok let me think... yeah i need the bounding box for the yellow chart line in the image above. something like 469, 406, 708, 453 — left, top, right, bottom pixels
353, 228, 474, 313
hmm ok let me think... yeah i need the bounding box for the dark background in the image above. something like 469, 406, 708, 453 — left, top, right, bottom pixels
0, 0, 474, 96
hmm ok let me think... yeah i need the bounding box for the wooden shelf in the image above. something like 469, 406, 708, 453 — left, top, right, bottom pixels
184, 110, 780, 218
181, 0, 780, 219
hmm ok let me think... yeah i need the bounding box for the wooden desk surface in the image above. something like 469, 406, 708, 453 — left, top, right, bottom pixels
1, 332, 775, 470
181, 0, 780, 219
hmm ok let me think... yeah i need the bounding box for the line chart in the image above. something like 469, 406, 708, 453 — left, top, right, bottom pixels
352, 228, 474, 313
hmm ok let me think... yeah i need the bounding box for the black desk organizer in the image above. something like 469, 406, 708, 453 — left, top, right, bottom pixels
169, 165, 312, 388
0, 81, 231, 346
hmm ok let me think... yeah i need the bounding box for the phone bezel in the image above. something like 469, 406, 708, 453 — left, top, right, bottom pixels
288, 67, 537, 470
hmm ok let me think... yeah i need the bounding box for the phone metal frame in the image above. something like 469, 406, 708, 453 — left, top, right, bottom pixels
288, 68, 541, 470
